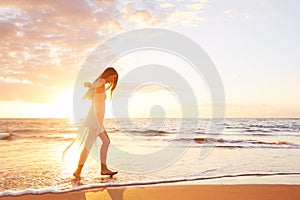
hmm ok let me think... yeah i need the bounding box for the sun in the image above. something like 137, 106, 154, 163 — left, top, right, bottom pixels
50, 88, 74, 118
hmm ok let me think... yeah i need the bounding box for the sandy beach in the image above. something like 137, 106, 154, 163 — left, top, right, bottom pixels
1, 0, 300, 199
1, 184, 300, 200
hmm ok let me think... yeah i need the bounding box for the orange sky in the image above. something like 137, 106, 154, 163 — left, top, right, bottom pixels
0, 0, 300, 118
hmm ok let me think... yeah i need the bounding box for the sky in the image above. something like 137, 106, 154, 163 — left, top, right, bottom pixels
0, 0, 299, 118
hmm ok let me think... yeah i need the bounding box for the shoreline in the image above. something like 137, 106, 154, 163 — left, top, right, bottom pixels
1, 184, 300, 200
1, 173, 300, 198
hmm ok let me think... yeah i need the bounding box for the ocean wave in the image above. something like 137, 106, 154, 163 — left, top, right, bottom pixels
195, 137, 296, 146
25, 135, 75, 141
1, 172, 300, 197
248, 124, 291, 129
0, 133, 13, 140
223, 123, 299, 133
124, 129, 169, 136
169, 137, 300, 149
214, 145, 300, 149
3, 134, 75, 141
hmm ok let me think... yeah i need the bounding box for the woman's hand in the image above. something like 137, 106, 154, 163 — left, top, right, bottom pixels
84, 82, 92, 88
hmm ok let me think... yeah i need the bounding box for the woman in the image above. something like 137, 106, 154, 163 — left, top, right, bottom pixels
65, 67, 118, 178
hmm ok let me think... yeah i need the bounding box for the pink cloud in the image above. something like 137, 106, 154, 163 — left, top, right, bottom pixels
0, 0, 210, 103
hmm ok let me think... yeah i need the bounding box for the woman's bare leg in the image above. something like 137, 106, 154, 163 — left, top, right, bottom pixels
99, 130, 118, 175
73, 147, 89, 178
99, 130, 110, 165
73, 129, 97, 178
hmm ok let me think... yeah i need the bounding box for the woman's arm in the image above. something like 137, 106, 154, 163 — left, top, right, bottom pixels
93, 78, 106, 93
93, 78, 105, 89
82, 79, 106, 99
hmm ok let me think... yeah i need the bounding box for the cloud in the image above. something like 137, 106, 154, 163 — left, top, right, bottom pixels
0, 21, 17, 38
224, 8, 253, 20
160, 3, 175, 8
122, 0, 210, 28
165, 11, 206, 27
185, 3, 206, 10
0, 76, 32, 85
0, 0, 211, 103
124, 10, 160, 27
162, 1, 208, 27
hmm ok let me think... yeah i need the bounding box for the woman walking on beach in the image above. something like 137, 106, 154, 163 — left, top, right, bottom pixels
64, 67, 118, 178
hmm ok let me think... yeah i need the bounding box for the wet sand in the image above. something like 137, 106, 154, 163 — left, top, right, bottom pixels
1, 184, 300, 200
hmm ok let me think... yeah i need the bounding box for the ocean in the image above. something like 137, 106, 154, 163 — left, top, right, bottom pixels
0, 118, 300, 196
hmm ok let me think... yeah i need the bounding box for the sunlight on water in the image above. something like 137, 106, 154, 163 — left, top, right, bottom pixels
0, 118, 300, 194
61, 142, 80, 164
61, 133, 77, 139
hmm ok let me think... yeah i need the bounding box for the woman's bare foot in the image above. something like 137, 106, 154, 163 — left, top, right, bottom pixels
73, 173, 81, 179
101, 169, 118, 176
101, 163, 118, 176
73, 164, 83, 179
73, 170, 81, 179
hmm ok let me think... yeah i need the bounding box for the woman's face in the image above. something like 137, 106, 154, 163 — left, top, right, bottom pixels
106, 74, 117, 83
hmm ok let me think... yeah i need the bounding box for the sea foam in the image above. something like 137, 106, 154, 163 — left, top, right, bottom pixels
0, 133, 12, 140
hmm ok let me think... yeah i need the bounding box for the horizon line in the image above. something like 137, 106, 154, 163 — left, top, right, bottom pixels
0, 117, 299, 119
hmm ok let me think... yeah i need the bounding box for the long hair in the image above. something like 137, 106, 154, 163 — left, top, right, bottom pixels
99, 67, 118, 96
83, 67, 118, 100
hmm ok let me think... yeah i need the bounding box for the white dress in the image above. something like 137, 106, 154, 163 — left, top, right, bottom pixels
78, 90, 106, 147
63, 80, 106, 162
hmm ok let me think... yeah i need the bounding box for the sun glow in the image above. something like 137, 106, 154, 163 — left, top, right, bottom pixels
60, 142, 80, 174
0, 88, 75, 118
48, 88, 74, 118
62, 142, 79, 163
